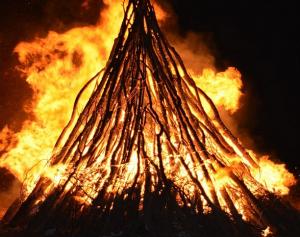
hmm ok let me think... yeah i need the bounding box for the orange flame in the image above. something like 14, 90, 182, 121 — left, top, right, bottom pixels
0, 0, 123, 189
250, 152, 297, 195
0, 0, 296, 219
192, 67, 243, 114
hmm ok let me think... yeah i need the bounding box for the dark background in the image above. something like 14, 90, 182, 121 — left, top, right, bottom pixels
171, 0, 300, 172
0, 0, 299, 171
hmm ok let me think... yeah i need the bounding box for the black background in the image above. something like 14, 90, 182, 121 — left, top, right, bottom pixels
0, 0, 299, 171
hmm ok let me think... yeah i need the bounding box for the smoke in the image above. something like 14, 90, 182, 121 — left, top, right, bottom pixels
170, 32, 216, 73
0, 1, 90, 132
288, 184, 300, 211
0, 126, 17, 157
157, 2, 299, 203
156, 4, 239, 132
0, 168, 21, 219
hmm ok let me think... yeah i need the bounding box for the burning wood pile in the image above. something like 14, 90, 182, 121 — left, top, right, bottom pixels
0, 0, 299, 236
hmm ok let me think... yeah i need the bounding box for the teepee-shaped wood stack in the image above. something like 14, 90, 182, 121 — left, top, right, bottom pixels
3, 1, 300, 236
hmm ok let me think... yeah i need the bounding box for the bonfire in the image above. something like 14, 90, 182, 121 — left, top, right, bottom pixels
0, 0, 299, 237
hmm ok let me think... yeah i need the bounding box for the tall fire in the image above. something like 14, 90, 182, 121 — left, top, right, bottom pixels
0, 0, 299, 237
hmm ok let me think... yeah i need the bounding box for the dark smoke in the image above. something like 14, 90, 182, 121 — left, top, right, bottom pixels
0, 168, 21, 216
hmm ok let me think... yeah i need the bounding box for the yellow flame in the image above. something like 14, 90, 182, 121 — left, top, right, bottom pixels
0, 1, 122, 187
250, 152, 297, 195
192, 67, 243, 113
43, 164, 68, 186
0, 0, 296, 220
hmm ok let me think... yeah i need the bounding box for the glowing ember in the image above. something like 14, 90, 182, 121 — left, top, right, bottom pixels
262, 226, 273, 237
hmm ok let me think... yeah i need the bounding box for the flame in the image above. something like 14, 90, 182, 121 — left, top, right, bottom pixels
0, 126, 17, 155
250, 152, 297, 195
43, 164, 68, 186
0, 0, 297, 220
0, 0, 123, 190
192, 67, 243, 113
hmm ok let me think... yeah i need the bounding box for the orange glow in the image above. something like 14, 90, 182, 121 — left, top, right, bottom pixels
250, 153, 297, 195
0, 126, 17, 154
0, 0, 297, 223
81, 0, 90, 10
43, 164, 68, 186
192, 67, 243, 113
0, 0, 123, 193
262, 226, 273, 237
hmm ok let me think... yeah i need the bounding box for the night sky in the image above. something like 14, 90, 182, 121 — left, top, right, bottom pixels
0, 0, 299, 171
